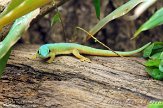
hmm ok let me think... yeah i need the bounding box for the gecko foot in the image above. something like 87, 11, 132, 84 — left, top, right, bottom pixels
31, 54, 37, 60
80, 57, 91, 62
46, 59, 53, 63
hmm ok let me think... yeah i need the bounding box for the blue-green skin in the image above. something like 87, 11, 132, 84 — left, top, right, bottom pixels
37, 42, 151, 63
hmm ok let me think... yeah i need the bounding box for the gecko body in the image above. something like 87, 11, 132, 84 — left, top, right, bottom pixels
34, 43, 151, 63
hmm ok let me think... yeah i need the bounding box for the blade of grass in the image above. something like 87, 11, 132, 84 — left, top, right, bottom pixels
133, 8, 163, 39
87, 0, 144, 40
51, 12, 61, 26
0, 48, 11, 77
92, 0, 101, 19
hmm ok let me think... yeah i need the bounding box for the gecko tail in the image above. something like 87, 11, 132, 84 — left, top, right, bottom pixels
116, 42, 151, 56
81, 42, 151, 57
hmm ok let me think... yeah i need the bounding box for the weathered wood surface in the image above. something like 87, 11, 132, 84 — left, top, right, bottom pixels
0, 45, 163, 108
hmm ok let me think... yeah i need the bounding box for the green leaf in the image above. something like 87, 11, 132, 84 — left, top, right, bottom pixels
143, 42, 163, 80
93, 0, 100, 20
133, 8, 163, 39
159, 60, 163, 72
148, 101, 163, 108
51, 12, 61, 26
0, 0, 52, 30
0, 9, 39, 78
0, 0, 25, 18
143, 42, 163, 58
0, 9, 40, 59
145, 67, 163, 80
0, 48, 11, 77
160, 52, 163, 59
143, 43, 155, 58
159, 52, 163, 72
151, 52, 162, 59
144, 59, 160, 67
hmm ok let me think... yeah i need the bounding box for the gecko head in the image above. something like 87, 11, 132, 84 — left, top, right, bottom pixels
38, 45, 50, 58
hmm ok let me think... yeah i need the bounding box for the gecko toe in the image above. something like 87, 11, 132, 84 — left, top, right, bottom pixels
80, 58, 91, 62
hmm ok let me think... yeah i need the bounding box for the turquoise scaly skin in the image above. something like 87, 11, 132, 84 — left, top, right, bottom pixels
35, 42, 151, 63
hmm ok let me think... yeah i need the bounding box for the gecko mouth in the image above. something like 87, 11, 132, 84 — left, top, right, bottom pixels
39, 55, 49, 59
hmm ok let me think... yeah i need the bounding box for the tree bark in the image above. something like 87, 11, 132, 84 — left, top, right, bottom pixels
0, 45, 163, 108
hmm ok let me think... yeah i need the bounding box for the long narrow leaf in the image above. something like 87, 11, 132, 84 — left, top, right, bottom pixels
0, 48, 11, 77
51, 12, 61, 26
0, 9, 40, 59
133, 8, 163, 39
87, 0, 144, 39
0, 9, 40, 77
0, 0, 25, 18
0, 0, 52, 30
93, 0, 100, 19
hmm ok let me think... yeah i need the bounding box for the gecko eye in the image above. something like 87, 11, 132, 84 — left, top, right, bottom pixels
38, 50, 41, 55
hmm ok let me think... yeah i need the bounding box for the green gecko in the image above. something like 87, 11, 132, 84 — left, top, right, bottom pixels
33, 42, 151, 63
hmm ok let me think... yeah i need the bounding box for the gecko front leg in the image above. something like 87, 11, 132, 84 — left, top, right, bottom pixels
72, 49, 91, 62
31, 52, 39, 60
47, 52, 56, 63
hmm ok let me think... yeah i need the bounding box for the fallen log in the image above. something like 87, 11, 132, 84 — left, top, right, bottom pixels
0, 44, 163, 108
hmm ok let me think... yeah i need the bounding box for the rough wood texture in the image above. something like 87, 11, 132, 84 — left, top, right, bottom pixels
0, 45, 163, 108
